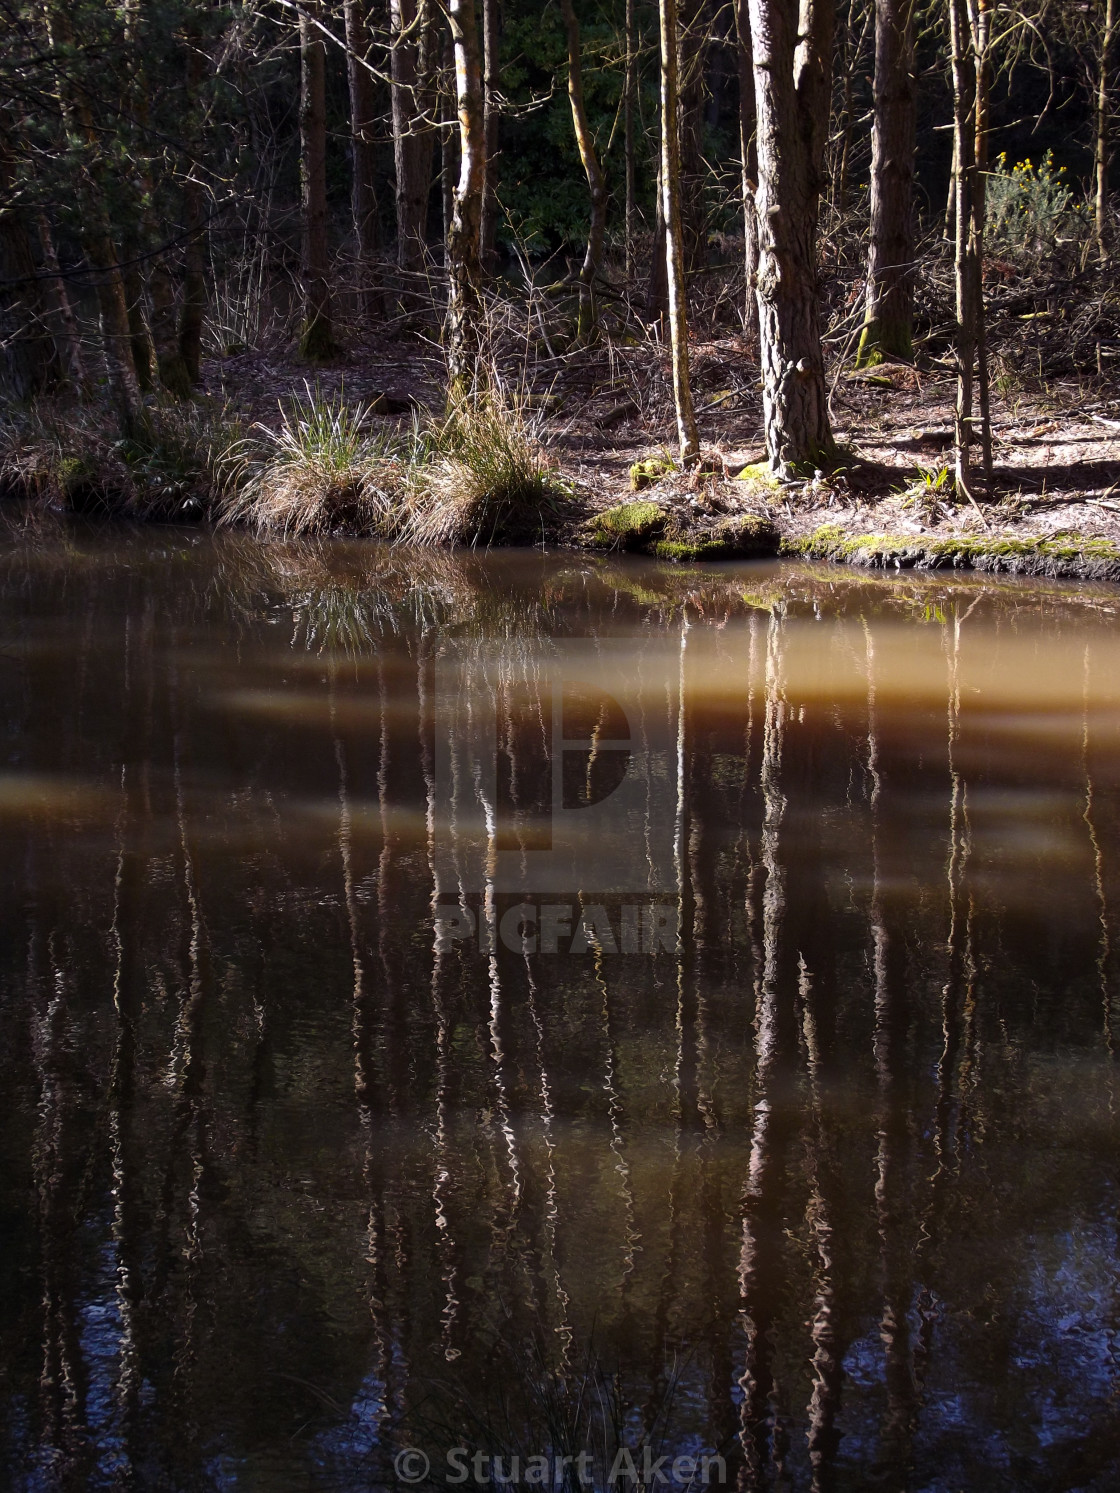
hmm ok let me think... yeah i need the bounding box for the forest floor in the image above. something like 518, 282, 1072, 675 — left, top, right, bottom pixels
203, 325, 1120, 577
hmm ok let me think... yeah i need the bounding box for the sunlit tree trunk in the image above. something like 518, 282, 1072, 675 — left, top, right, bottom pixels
560, 0, 607, 343
299, 6, 336, 359
856, 0, 917, 366
747, 0, 836, 476
481, 0, 501, 270
659, 0, 699, 462
1096, 0, 1117, 259
971, 0, 993, 484
446, 0, 486, 392
345, 0, 381, 321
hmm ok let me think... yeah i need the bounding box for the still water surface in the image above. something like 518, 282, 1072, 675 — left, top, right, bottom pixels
1, 527, 1119, 1491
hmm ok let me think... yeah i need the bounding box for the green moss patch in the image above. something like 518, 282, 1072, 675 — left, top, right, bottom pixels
782, 524, 1120, 579
586, 500, 667, 550
629, 457, 676, 492
651, 514, 779, 563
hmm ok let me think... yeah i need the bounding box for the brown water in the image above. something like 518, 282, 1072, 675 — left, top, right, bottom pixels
1, 525, 1119, 1492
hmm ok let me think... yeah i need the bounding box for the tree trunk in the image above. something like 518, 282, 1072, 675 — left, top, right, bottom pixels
122, 250, 154, 391
560, 0, 607, 343
646, 150, 669, 319
1096, 0, 1117, 259
88, 227, 144, 428
660, 0, 699, 462
35, 212, 87, 394
733, 0, 760, 346
949, 0, 982, 500
856, 0, 917, 367
442, 27, 457, 256
299, 7, 337, 360
971, 0, 993, 484
446, 0, 486, 393
481, 0, 501, 270
747, 0, 836, 477
345, 0, 381, 321
391, 0, 438, 303
178, 177, 208, 385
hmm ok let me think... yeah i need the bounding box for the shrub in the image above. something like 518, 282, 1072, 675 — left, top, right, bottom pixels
985, 152, 1090, 266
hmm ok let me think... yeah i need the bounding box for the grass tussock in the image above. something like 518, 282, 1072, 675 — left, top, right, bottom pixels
219, 384, 404, 538
217, 381, 564, 547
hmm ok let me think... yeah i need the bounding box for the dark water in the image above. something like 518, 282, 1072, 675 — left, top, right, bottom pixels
1, 525, 1119, 1492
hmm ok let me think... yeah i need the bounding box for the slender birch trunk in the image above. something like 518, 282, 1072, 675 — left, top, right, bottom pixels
345, 0, 381, 321
971, 0, 993, 484
560, 0, 607, 343
1097, 0, 1117, 259
446, 0, 486, 393
747, 0, 836, 476
299, 6, 337, 359
949, 0, 978, 499
857, 0, 917, 366
660, 0, 699, 463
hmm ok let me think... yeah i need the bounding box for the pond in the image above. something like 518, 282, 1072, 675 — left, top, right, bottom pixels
0, 526, 1118, 1491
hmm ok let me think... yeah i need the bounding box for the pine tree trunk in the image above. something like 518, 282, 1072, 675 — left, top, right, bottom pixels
660, 0, 699, 463
446, 0, 486, 393
345, 0, 381, 321
747, 0, 836, 477
122, 250, 154, 391
734, 0, 760, 346
481, 0, 501, 270
560, 0, 607, 343
391, 0, 438, 304
1096, 0, 1117, 259
88, 227, 144, 427
856, 0, 917, 366
299, 7, 337, 360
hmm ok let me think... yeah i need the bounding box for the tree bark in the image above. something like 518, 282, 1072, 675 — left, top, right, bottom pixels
747, 0, 836, 477
949, 0, 989, 500
481, 0, 501, 270
1096, 0, 1117, 259
660, 0, 700, 462
446, 0, 486, 392
679, 0, 708, 275
0, 199, 59, 400
391, 0, 438, 303
345, 0, 381, 321
178, 176, 208, 385
560, 0, 607, 343
734, 0, 760, 346
299, 6, 337, 360
856, 0, 917, 366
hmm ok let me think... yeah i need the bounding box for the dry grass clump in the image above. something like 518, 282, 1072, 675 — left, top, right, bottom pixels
217, 381, 563, 547
401, 390, 561, 546
219, 384, 406, 537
